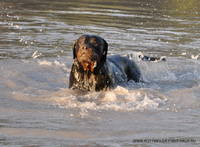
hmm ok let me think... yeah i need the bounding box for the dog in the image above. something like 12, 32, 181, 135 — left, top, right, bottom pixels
69, 34, 142, 91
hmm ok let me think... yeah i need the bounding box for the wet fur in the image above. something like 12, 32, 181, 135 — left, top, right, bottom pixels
69, 35, 141, 91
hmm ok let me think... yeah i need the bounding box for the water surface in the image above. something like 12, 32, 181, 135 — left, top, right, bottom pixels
0, 0, 200, 146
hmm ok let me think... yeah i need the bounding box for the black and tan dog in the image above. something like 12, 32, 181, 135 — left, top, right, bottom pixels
69, 34, 142, 91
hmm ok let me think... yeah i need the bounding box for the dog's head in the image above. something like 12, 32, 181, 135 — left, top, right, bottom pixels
72, 34, 108, 72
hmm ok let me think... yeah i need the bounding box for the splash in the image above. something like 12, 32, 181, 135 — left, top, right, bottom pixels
50, 86, 168, 112
32, 50, 42, 59
38, 59, 68, 71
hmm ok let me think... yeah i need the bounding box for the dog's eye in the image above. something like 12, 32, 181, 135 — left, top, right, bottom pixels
81, 46, 87, 50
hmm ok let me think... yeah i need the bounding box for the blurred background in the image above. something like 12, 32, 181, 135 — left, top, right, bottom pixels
1, 0, 200, 59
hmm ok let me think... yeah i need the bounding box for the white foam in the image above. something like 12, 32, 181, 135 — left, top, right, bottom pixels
135, 95, 164, 110
50, 87, 168, 112
53, 60, 66, 68
37, 60, 68, 71
191, 54, 199, 60
32, 50, 42, 59
101, 92, 117, 103
38, 60, 53, 66
181, 52, 187, 55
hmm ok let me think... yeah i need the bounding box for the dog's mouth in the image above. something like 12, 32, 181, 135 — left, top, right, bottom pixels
81, 61, 97, 72
77, 48, 100, 73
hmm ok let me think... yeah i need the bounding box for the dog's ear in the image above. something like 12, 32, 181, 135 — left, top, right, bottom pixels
72, 40, 77, 59
102, 39, 108, 62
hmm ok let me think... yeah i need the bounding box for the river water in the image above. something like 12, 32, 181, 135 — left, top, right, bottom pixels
0, 0, 200, 146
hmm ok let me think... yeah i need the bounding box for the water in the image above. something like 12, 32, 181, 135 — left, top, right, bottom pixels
0, 0, 200, 146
